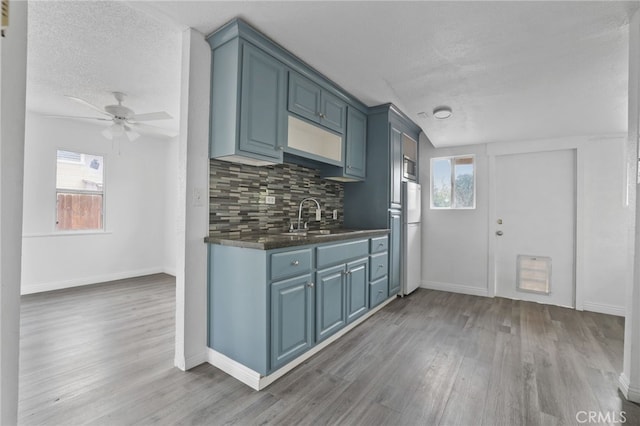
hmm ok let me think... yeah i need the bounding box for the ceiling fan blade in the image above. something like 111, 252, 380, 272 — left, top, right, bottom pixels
131, 111, 172, 121
65, 95, 112, 117
129, 122, 178, 138
44, 114, 112, 122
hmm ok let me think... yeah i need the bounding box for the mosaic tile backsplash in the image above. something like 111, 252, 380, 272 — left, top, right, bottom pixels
209, 159, 344, 234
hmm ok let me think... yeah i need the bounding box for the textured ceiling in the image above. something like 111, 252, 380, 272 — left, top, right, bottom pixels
27, 1, 639, 147
27, 1, 182, 133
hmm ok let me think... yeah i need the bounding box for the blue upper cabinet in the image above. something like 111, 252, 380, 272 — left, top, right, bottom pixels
343, 104, 421, 229
208, 36, 285, 166
239, 43, 288, 160
207, 19, 369, 172
321, 91, 347, 134
345, 107, 367, 179
288, 71, 347, 134
390, 127, 403, 208
288, 72, 321, 123
320, 106, 366, 182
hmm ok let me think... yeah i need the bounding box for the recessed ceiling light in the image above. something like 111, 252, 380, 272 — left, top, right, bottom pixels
433, 106, 452, 119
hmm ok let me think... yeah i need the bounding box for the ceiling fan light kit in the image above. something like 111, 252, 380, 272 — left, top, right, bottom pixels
57, 91, 176, 142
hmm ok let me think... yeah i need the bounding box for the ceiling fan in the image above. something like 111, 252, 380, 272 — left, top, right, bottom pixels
51, 92, 176, 141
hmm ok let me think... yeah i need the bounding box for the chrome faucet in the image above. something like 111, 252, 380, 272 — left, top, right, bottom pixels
295, 197, 321, 232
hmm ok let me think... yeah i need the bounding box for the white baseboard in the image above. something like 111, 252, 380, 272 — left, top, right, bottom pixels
207, 295, 397, 390
582, 301, 625, 317
619, 373, 640, 402
207, 349, 262, 390
21, 267, 170, 295
175, 350, 208, 371
163, 266, 177, 277
421, 280, 489, 297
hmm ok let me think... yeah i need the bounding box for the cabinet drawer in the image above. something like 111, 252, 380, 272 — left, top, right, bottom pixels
317, 239, 368, 268
370, 236, 388, 254
369, 276, 388, 308
270, 248, 313, 281
370, 252, 388, 281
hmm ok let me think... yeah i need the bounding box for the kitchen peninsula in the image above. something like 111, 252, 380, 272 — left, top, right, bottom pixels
206, 228, 391, 390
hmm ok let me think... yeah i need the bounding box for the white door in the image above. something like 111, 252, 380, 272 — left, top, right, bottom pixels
494, 149, 575, 307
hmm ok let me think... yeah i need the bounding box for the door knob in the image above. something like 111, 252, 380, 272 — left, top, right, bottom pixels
496, 230, 504, 236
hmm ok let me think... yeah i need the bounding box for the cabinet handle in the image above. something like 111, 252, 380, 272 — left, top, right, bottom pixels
319, 112, 325, 119
378, 243, 384, 247
291, 260, 299, 266
347, 165, 353, 169
378, 264, 384, 269
307, 282, 315, 288
378, 290, 383, 294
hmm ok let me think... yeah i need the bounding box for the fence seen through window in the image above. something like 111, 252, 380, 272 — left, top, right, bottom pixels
56, 150, 104, 231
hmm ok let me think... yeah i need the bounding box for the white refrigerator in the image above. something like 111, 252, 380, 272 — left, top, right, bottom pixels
402, 181, 421, 296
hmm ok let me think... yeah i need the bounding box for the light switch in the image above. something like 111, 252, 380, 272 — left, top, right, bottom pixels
193, 187, 204, 207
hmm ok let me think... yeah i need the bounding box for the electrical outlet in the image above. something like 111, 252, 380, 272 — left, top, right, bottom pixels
265, 196, 276, 205
332, 209, 338, 220
315, 208, 321, 221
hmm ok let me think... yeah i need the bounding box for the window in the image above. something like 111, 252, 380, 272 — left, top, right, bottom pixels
56, 150, 104, 231
431, 155, 475, 209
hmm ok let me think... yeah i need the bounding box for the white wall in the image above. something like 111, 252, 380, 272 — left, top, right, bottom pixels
0, 1, 28, 423
174, 28, 210, 371
21, 112, 177, 294
581, 138, 628, 314
164, 137, 179, 276
420, 134, 629, 316
620, 6, 640, 403
420, 138, 490, 296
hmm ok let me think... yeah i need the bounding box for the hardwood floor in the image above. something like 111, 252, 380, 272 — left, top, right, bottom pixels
18, 275, 640, 425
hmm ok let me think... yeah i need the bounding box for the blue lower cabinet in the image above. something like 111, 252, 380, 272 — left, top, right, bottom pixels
370, 276, 388, 308
271, 274, 314, 370
316, 264, 347, 342
208, 235, 391, 378
389, 211, 401, 296
346, 258, 369, 323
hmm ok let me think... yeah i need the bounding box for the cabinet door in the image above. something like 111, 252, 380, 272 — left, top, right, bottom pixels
239, 43, 287, 159
344, 107, 366, 179
316, 264, 346, 342
390, 127, 403, 208
288, 72, 321, 124
388, 211, 402, 296
346, 258, 369, 323
271, 274, 314, 370
320, 91, 347, 134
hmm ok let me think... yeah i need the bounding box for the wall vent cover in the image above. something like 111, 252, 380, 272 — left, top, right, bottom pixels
517, 255, 551, 295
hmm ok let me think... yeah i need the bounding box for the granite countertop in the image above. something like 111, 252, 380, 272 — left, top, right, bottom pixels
204, 228, 390, 250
